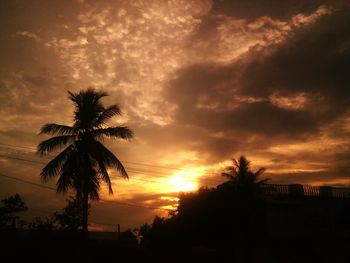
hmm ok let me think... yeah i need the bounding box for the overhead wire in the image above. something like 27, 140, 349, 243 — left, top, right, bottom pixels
0, 146, 224, 185
0, 142, 202, 172
0, 141, 226, 227
0, 153, 221, 188
0, 141, 226, 223
0, 172, 172, 212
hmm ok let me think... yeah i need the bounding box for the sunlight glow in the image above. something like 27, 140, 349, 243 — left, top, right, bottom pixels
167, 168, 206, 192
160, 196, 180, 202
169, 177, 197, 192
161, 204, 178, 211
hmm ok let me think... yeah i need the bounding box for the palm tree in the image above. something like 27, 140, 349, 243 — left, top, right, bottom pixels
221, 156, 269, 254
37, 88, 133, 235
222, 156, 268, 194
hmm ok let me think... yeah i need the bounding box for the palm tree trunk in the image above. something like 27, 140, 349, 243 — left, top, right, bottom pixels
82, 187, 89, 238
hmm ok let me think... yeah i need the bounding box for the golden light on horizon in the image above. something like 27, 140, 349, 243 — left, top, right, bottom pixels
169, 176, 197, 192
166, 167, 207, 192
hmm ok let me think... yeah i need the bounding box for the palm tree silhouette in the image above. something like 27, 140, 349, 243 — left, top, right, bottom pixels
37, 88, 133, 235
222, 156, 268, 194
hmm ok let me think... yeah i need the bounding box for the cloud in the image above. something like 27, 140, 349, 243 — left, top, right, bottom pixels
240, 6, 350, 123
1, 0, 350, 230
186, 5, 333, 65
160, 3, 350, 177
15, 31, 41, 42
210, 0, 345, 20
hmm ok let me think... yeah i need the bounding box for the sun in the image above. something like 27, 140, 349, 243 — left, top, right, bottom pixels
169, 176, 197, 192
167, 168, 205, 192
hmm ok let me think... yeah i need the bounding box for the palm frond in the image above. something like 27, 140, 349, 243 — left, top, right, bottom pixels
86, 175, 100, 200
92, 126, 133, 140
88, 140, 128, 179
96, 160, 113, 194
226, 166, 237, 176
40, 144, 75, 183
93, 105, 121, 127
68, 90, 78, 103
82, 157, 101, 200
39, 123, 76, 136
233, 158, 240, 170
254, 168, 266, 178
69, 89, 108, 130
68, 88, 107, 104
238, 156, 250, 173
222, 172, 234, 179
56, 173, 74, 193
224, 156, 268, 190
57, 150, 83, 195
37, 135, 75, 156
84, 88, 108, 101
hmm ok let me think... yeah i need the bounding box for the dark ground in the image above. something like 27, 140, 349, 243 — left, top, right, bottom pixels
1, 231, 350, 263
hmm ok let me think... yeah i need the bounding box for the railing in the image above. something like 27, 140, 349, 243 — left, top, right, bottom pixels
261, 184, 350, 199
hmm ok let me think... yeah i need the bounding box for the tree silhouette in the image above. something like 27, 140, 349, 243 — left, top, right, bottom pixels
54, 196, 87, 231
222, 155, 268, 194
0, 194, 27, 229
28, 216, 55, 231
37, 88, 133, 235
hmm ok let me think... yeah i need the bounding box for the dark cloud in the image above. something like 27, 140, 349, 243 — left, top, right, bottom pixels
164, 64, 318, 162
266, 170, 349, 186
163, 5, 350, 164
211, 0, 346, 20
241, 6, 350, 122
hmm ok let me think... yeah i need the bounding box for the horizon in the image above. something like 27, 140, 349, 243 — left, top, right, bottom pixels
1, 0, 350, 231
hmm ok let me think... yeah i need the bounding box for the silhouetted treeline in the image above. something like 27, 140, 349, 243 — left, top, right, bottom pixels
139, 155, 350, 262
0, 193, 27, 229
140, 184, 267, 249
140, 182, 350, 262
141, 156, 269, 249
0, 194, 85, 232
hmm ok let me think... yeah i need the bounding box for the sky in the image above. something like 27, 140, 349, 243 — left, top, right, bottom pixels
0, 0, 350, 230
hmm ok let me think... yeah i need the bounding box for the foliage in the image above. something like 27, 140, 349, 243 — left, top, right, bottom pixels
54, 196, 88, 231
221, 155, 269, 195
28, 216, 56, 231
0, 194, 27, 229
141, 157, 270, 247
37, 88, 133, 233
25, 197, 88, 232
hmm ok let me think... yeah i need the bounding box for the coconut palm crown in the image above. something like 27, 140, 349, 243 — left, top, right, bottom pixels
37, 88, 133, 233
222, 156, 269, 193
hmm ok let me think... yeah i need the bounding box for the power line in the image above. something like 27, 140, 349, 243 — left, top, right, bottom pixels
0, 170, 171, 225
0, 172, 172, 212
0, 143, 224, 184
0, 153, 223, 185
0, 154, 47, 165
0, 153, 170, 178
0, 172, 56, 191
0, 148, 170, 177
0, 143, 37, 151
0, 154, 179, 187
0, 143, 185, 171
0, 154, 196, 187
0, 142, 220, 175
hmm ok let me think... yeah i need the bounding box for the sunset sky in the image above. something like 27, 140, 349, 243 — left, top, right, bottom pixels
1, 0, 350, 230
